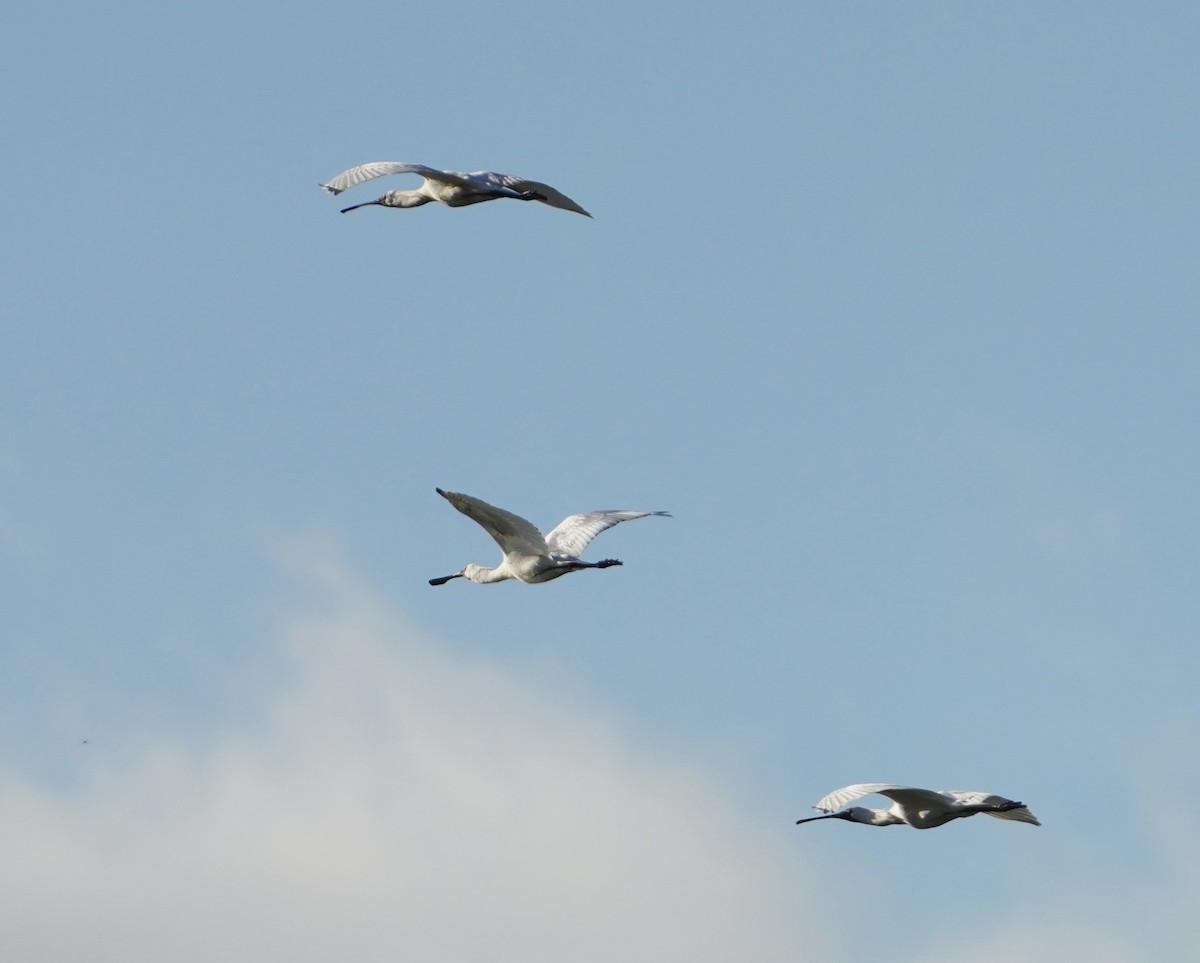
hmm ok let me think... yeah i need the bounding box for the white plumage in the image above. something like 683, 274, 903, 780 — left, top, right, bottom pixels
428, 488, 668, 586
796, 783, 1040, 829
319, 162, 592, 216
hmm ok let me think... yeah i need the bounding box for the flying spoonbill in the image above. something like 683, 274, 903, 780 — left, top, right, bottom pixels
319, 162, 592, 216
428, 488, 668, 585
795, 783, 1040, 830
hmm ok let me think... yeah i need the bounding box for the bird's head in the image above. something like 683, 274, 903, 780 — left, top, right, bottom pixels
796, 807, 881, 827
460, 563, 492, 583
429, 563, 496, 586
795, 809, 856, 826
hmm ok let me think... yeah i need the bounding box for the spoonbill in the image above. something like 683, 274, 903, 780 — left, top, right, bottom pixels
319, 162, 592, 216
428, 488, 668, 585
795, 783, 1040, 830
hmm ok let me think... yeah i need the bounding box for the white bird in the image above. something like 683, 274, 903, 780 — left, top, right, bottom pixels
429, 488, 668, 585
795, 783, 1040, 830
319, 162, 592, 217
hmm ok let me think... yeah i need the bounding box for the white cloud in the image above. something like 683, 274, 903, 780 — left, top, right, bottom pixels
7, 545, 1196, 963
0, 548, 842, 963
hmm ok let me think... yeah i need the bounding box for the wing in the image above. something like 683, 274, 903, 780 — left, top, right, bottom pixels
813, 783, 947, 813
544, 510, 669, 558
436, 489, 548, 557
470, 171, 592, 216
945, 791, 1042, 826
319, 162, 468, 195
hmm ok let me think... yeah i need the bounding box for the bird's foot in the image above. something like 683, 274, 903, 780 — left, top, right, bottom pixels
596, 558, 623, 568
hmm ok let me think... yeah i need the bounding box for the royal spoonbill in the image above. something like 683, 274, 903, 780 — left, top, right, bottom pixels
319, 162, 592, 216
795, 783, 1040, 829
428, 488, 668, 586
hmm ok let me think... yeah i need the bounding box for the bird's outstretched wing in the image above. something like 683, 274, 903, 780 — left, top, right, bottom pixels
470, 171, 593, 217
945, 791, 1042, 825
436, 489, 548, 557
544, 510, 669, 559
319, 162, 469, 195
813, 783, 948, 813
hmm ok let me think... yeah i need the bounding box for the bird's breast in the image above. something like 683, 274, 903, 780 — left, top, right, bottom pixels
508, 554, 559, 583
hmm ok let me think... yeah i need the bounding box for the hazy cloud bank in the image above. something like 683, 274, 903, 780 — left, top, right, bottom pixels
0, 552, 839, 963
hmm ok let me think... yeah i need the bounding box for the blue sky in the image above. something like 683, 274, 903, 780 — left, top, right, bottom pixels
3, 1, 1199, 959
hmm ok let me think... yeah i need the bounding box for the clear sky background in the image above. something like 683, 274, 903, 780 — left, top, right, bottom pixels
3, 1, 1198, 960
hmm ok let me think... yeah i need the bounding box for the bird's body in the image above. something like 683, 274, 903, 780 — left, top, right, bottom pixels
796, 783, 1040, 830
428, 488, 667, 586
319, 162, 592, 217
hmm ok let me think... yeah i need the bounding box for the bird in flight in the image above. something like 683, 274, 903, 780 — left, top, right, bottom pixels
795, 783, 1040, 829
428, 488, 668, 585
319, 162, 592, 216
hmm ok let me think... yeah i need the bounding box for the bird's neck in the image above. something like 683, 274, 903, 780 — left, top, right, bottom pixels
862, 808, 904, 827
